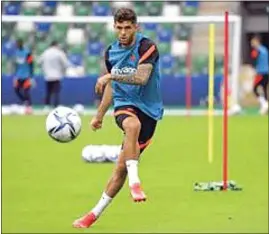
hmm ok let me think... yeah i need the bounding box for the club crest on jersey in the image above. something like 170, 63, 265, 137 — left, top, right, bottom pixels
112, 67, 137, 75
130, 54, 136, 61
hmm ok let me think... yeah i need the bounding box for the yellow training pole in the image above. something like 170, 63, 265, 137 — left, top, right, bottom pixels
208, 23, 215, 164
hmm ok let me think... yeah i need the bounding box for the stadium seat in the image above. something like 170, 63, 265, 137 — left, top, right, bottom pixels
75, 4, 91, 16
157, 29, 173, 43
56, 4, 74, 16
104, 31, 116, 45
185, 1, 199, 8
68, 44, 85, 54
4, 3, 21, 15
42, 6, 55, 15
182, 6, 198, 16
97, 2, 111, 7
158, 42, 171, 55
112, 1, 133, 9
2, 39, 16, 57
22, 7, 39, 16
192, 55, 208, 74
35, 22, 51, 32
142, 23, 158, 31
133, 2, 147, 16
160, 54, 175, 69
35, 41, 51, 55
68, 54, 83, 66
175, 56, 187, 67
143, 30, 156, 41
87, 23, 105, 41
146, 2, 163, 16
92, 3, 111, 16
23, 1, 42, 9
87, 42, 104, 56
44, 1, 57, 8
162, 3, 181, 17
16, 22, 35, 32
85, 56, 101, 75
161, 23, 175, 31
64, 1, 76, 6
171, 40, 188, 56
176, 24, 191, 40
67, 28, 85, 45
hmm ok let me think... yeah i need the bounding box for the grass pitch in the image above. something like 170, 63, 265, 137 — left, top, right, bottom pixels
2, 115, 268, 233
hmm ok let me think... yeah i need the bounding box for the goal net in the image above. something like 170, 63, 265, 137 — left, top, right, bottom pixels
2, 14, 242, 110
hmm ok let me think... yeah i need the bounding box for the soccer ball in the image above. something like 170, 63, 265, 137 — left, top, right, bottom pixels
46, 106, 82, 143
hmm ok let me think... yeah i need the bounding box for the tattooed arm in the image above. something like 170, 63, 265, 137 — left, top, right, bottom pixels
95, 63, 153, 94
111, 63, 153, 86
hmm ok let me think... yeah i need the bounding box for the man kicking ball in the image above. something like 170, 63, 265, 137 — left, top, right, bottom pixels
73, 7, 163, 228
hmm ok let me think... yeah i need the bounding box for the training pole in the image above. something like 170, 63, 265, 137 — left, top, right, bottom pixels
208, 23, 215, 164
223, 11, 229, 191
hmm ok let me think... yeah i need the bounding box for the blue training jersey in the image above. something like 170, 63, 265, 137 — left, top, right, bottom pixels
251, 45, 269, 74
15, 47, 33, 79
105, 33, 163, 120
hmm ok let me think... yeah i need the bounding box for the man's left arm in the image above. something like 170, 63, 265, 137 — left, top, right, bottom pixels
110, 63, 153, 85
111, 40, 158, 85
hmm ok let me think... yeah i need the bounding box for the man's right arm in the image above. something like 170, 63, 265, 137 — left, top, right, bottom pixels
96, 46, 113, 119
96, 81, 112, 119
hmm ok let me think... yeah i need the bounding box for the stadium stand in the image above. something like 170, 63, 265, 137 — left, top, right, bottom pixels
1, 1, 227, 77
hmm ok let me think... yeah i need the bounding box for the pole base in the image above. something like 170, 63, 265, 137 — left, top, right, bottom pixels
194, 180, 242, 191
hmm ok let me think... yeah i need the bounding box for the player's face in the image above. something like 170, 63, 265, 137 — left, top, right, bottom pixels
114, 21, 138, 46
251, 38, 259, 48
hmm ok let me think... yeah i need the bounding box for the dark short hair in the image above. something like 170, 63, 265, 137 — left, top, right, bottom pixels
114, 8, 137, 24
252, 34, 261, 42
16, 38, 23, 44
51, 40, 58, 46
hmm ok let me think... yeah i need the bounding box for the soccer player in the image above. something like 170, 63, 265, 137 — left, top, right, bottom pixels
38, 41, 70, 111
73, 8, 163, 228
250, 34, 269, 114
13, 39, 34, 114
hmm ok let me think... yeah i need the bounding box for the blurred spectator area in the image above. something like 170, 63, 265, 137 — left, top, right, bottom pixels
2, 1, 239, 77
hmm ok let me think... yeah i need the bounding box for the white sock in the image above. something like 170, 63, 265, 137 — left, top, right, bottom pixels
126, 160, 140, 187
91, 192, 112, 218
258, 96, 267, 107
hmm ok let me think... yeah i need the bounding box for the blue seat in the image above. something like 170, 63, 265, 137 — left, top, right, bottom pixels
160, 54, 175, 69
185, 1, 199, 7
4, 3, 21, 15
44, 1, 57, 8
87, 41, 104, 56
2, 39, 16, 57
143, 23, 158, 31
92, 4, 110, 16
35, 22, 51, 32
157, 29, 173, 42
68, 54, 83, 66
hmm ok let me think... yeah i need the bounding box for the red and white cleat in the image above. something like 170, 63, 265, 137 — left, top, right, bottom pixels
130, 183, 147, 202
73, 212, 97, 228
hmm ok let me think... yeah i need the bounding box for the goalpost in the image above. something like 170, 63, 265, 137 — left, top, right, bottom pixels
2, 14, 242, 107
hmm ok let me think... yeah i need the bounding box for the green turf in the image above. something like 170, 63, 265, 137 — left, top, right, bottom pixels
2, 115, 268, 233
